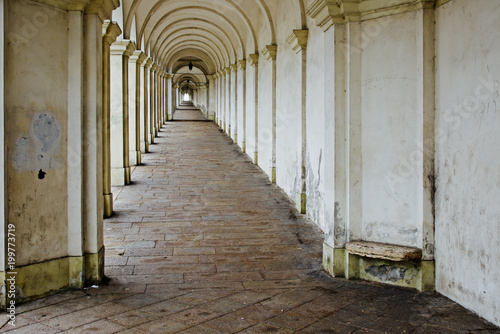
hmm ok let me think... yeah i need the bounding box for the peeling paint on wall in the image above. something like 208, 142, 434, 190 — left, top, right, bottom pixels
33, 113, 60, 153
13, 137, 28, 169
365, 265, 406, 282
365, 222, 418, 246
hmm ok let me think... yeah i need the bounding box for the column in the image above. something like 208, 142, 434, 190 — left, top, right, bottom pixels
231, 64, 238, 142
238, 60, 247, 152
142, 58, 153, 152
166, 74, 173, 120
149, 63, 157, 144
110, 40, 136, 186
129, 50, 146, 166
226, 67, 232, 136
263, 45, 278, 183
286, 31, 308, 209
249, 54, 259, 164
102, 21, 121, 217
83, 9, 108, 284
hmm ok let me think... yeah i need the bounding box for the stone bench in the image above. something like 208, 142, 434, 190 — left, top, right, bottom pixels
346, 241, 422, 262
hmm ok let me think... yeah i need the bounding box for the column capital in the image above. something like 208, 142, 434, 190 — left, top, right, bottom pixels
306, 0, 435, 31
262, 45, 278, 61
207, 74, 215, 80
151, 63, 159, 71
166, 74, 173, 79
286, 30, 309, 54
85, 0, 121, 21
143, 57, 153, 69
224, 67, 231, 75
102, 20, 121, 46
230, 64, 238, 72
130, 50, 147, 65
248, 54, 259, 67
238, 59, 247, 70
110, 40, 136, 57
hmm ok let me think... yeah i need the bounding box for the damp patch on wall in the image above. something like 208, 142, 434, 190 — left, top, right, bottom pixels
11, 111, 62, 172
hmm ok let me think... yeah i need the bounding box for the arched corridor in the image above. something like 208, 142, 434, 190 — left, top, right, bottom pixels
1, 0, 500, 331
7, 113, 498, 332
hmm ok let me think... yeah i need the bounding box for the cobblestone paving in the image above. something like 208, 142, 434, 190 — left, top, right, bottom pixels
2, 108, 499, 333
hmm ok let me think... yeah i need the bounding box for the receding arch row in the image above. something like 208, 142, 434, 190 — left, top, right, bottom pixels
140, 5, 247, 63
154, 25, 235, 68
160, 35, 227, 71
124, 0, 266, 55
168, 49, 216, 74
150, 18, 239, 66
163, 41, 223, 71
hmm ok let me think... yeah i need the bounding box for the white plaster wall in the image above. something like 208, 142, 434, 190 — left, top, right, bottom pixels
360, 11, 420, 247
245, 63, 257, 161
322, 26, 336, 246
275, 0, 302, 200
257, 57, 273, 177
306, 24, 327, 231
236, 67, 245, 148
5, 0, 69, 265
435, 0, 500, 326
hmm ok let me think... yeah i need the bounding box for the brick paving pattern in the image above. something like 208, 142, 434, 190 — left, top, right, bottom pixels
2, 106, 499, 333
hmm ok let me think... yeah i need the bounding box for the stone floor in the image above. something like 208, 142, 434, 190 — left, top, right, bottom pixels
2, 107, 499, 333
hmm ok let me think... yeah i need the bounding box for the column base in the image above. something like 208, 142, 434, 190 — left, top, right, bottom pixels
136, 151, 142, 165
254, 152, 258, 165
295, 192, 306, 214
0, 248, 105, 310
168, 114, 173, 121
150, 134, 155, 144
103, 193, 113, 218
234, 134, 238, 144
209, 114, 215, 121
145, 141, 150, 153
124, 166, 131, 185
271, 167, 276, 183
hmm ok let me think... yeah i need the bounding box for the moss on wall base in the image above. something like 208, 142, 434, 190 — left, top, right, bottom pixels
323, 243, 435, 291
0, 248, 105, 309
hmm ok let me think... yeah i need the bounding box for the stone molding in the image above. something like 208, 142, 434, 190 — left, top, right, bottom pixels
130, 51, 147, 65
306, 0, 435, 31
248, 54, 259, 67
31, 0, 119, 21
286, 30, 309, 54
144, 57, 153, 69
102, 20, 121, 46
262, 45, 277, 61
110, 40, 136, 57
238, 59, 247, 70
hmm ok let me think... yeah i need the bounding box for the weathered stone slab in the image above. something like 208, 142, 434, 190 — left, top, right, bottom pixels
346, 241, 422, 261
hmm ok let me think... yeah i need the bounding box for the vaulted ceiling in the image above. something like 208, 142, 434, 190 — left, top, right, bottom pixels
113, 0, 307, 90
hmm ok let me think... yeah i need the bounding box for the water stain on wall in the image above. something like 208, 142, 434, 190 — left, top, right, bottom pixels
33, 113, 60, 153
11, 112, 61, 172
